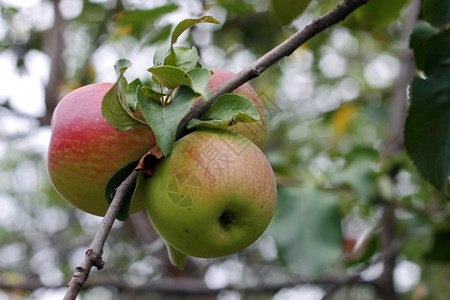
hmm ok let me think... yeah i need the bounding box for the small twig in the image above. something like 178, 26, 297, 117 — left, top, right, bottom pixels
63, 171, 139, 300
64, 0, 371, 298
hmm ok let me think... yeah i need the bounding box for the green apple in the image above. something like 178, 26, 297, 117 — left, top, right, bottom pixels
208, 69, 267, 149
142, 129, 277, 258
47, 83, 156, 216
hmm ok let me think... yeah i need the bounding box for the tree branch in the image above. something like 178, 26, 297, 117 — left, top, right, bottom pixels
7, 274, 374, 296
373, 1, 421, 299
176, 0, 370, 139
64, 0, 371, 298
63, 170, 139, 300
42, 0, 65, 126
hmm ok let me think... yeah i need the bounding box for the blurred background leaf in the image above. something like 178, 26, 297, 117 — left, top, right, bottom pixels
268, 185, 342, 279
270, 0, 312, 25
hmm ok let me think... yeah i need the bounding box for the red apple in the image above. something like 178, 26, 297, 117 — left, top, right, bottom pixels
208, 69, 267, 149
47, 83, 156, 216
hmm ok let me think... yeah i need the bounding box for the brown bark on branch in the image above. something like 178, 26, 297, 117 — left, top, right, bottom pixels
42, 0, 64, 126
373, 1, 421, 299
8, 274, 373, 296
64, 171, 139, 300
64, 0, 370, 298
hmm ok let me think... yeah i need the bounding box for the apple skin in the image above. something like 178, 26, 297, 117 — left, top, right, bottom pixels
47, 83, 156, 216
208, 69, 267, 149
142, 129, 277, 258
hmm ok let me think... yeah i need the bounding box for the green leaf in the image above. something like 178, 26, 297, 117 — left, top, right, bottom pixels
164, 46, 202, 71
101, 59, 144, 131
137, 85, 196, 156
165, 242, 188, 270
424, 29, 450, 74
126, 78, 142, 112
170, 16, 220, 45
147, 66, 211, 100
187, 93, 259, 129
153, 16, 219, 66
410, 23, 438, 72
425, 230, 450, 262
114, 58, 131, 75
153, 43, 171, 67
141, 86, 166, 101
410, 27, 450, 75
423, 0, 450, 29
271, 0, 312, 25
105, 161, 139, 221
446, 179, 450, 196
148, 65, 192, 89
353, 0, 410, 28
267, 185, 343, 279
405, 67, 450, 194
187, 68, 212, 101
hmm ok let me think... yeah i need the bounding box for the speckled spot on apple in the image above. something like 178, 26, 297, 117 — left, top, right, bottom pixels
167, 172, 202, 207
